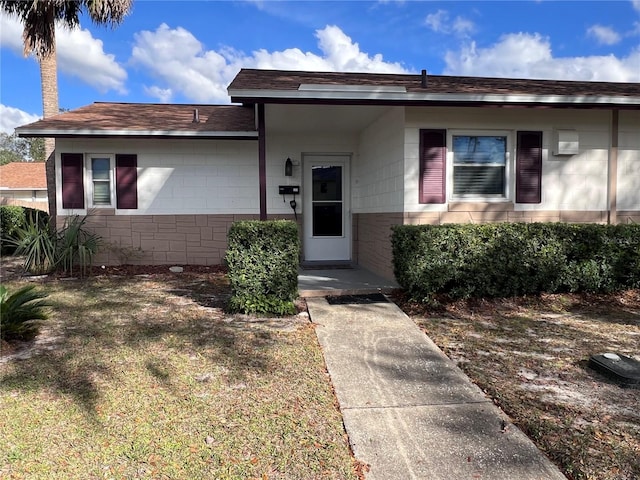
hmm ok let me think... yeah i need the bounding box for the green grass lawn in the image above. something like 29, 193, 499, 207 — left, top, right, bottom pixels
0, 272, 358, 480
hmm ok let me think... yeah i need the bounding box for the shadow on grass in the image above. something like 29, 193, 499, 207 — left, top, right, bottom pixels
408, 295, 640, 480
0, 274, 275, 420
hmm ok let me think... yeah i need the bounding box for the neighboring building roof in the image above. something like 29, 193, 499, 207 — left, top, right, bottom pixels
0, 162, 47, 190
16, 103, 257, 139
229, 69, 640, 107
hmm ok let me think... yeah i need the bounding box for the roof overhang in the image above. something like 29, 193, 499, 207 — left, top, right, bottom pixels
0, 187, 47, 191
15, 128, 259, 139
229, 88, 640, 108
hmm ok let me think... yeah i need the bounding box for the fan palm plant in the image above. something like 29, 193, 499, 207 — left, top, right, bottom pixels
0, 284, 50, 341
9, 213, 57, 275
56, 215, 102, 276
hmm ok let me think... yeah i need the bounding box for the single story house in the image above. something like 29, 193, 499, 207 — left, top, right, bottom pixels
0, 161, 48, 212
16, 69, 640, 280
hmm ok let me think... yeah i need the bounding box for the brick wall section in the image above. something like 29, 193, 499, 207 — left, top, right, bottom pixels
618, 211, 640, 224
354, 212, 403, 280
405, 207, 608, 225
60, 212, 260, 266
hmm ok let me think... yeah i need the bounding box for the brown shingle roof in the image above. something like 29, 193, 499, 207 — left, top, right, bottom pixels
229, 69, 640, 101
17, 103, 256, 137
0, 162, 47, 189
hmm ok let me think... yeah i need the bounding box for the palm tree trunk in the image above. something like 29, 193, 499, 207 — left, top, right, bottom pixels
40, 46, 58, 227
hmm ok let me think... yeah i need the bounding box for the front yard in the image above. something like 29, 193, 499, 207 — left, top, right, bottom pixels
3, 258, 639, 480
398, 291, 640, 480
0, 268, 358, 480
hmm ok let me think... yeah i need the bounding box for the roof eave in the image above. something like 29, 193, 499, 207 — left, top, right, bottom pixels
228, 89, 640, 107
15, 128, 259, 139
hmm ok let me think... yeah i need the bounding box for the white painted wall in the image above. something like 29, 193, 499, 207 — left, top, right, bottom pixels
353, 107, 405, 213
617, 110, 640, 211
404, 107, 613, 213
54, 106, 638, 220
55, 138, 259, 215
0, 189, 47, 202
264, 132, 360, 215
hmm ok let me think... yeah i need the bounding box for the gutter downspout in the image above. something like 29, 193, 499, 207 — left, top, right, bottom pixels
608, 109, 618, 225
258, 103, 267, 220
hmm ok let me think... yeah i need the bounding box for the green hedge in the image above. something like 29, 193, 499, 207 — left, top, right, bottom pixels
1, 206, 50, 254
225, 220, 300, 315
392, 223, 640, 300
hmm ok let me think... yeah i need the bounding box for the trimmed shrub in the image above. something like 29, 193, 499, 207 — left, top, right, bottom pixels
226, 220, 300, 315
392, 222, 640, 300
0, 206, 26, 254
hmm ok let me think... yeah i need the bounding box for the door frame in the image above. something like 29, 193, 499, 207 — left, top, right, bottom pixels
302, 153, 352, 262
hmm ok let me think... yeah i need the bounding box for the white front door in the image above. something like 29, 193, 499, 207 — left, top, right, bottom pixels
303, 154, 351, 262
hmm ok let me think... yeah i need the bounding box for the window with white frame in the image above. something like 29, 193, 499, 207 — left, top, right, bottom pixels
452, 134, 508, 198
88, 155, 113, 207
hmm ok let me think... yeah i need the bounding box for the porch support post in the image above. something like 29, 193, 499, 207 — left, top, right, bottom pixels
608, 109, 618, 225
258, 103, 267, 220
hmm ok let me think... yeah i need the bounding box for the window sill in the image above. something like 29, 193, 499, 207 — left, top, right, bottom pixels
448, 201, 514, 212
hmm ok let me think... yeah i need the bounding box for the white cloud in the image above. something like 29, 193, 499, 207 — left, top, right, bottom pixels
130, 24, 409, 104
444, 33, 640, 82
452, 16, 475, 36
633, 0, 640, 12
0, 11, 24, 53
143, 85, 173, 103
587, 25, 622, 45
315, 25, 408, 72
57, 26, 127, 93
0, 14, 127, 93
0, 104, 41, 134
425, 10, 448, 33
425, 10, 474, 36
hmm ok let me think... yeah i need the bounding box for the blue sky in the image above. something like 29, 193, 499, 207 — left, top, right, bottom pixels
1, 0, 640, 133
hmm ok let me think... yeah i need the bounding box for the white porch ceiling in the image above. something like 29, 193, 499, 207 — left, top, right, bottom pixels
265, 104, 393, 133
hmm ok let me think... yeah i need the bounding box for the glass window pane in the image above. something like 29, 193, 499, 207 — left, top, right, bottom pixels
453, 166, 505, 196
92, 158, 110, 180
93, 181, 111, 205
313, 203, 342, 236
312, 166, 342, 201
453, 136, 506, 165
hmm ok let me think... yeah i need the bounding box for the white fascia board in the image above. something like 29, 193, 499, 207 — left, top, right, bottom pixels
15, 129, 259, 138
228, 88, 640, 106
0, 187, 47, 191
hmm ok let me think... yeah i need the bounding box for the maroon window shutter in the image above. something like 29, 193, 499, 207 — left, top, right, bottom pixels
516, 131, 542, 204
116, 154, 138, 209
61, 153, 85, 209
419, 129, 446, 204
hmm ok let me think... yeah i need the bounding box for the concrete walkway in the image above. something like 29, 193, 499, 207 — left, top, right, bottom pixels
298, 266, 399, 297
307, 295, 567, 480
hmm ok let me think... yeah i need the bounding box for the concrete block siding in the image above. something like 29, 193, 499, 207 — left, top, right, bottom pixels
55, 138, 259, 216
72, 212, 258, 266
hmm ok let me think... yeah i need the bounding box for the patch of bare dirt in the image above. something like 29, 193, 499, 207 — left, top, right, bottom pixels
0, 254, 26, 282
395, 290, 640, 480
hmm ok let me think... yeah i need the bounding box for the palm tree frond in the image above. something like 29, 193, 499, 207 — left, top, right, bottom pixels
85, 0, 133, 26
0, 284, 51, 341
